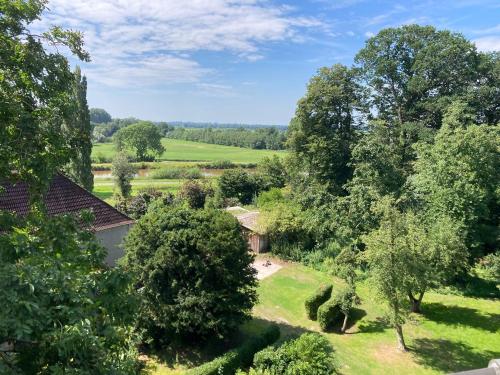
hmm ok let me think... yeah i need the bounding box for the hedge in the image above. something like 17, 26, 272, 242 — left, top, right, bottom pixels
187, 324, 280, 375
304, 284, 333, 320
317, 299, 342, 332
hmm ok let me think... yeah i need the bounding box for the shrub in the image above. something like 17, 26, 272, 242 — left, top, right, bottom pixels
257, 188, 284, 208
178, 180, 214, 209
187, 324, 280, 375
124, 207, 257, 343
317, 299, 342, 332
150, 167, 202, 179
478, 253, 500, 280
218, 169, 259, 204
253, 333, 338, 375
305, 284, 333, 320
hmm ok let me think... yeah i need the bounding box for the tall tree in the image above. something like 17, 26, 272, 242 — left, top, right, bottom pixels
287, 64, 365, 195
111, 153, 136, 198
0, 0, 89, 204
90, 108, 112, 124
412, 107, 500, 259
363, 198, 410, 351
64, 66, 94, 191
114, 121, 165, 161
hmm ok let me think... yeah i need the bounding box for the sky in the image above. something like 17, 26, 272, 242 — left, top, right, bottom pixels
37, 0, 500, 125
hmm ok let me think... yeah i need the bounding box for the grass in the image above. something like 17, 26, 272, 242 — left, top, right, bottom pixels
146, 259, 500, 375
92, 138, 285, 163
93, 177, 184, 204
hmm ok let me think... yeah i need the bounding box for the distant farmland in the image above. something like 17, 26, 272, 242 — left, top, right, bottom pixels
92, 138, 286, 164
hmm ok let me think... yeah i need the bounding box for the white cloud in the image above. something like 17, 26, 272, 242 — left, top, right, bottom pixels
474, 36, 500, 52
37, 0, 321, 87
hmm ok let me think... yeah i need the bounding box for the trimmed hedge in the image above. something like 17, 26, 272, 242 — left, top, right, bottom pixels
304, 284, 333, 320
187, 324, 280, 375
317, 299, 342, 332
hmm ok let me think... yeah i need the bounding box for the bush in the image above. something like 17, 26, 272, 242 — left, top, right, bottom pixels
219, 169, 259, 204
253, 333, 338, 375
178, 180, 214, 209
478, 253, 500, 280
124, 206, 257, 343
92, 152, 112, 163
317, 299, 342, 332
187, 324, 280, 375
150, 167, 202, 179
305, 284, 333, 320
257, 188, 284, 208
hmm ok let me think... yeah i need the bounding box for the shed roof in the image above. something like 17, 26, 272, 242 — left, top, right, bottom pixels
0, 173, 134, 231
235, 211, 265, 234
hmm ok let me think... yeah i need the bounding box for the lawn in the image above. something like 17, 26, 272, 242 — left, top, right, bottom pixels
146, 259, 500, 375
92, 138, 286, 163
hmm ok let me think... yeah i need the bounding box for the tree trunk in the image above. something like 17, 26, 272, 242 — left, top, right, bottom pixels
408, 291, 425, 314
341, 313, 349, 333
395, 324, 407, 352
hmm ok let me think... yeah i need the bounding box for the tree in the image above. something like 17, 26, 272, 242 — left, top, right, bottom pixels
252, 333, 338, 375
114, 121, 165, 161
124, 206, 257, 342
111, 153, 136, 198
402, 213, 466, 313
363, 198, 410, 351
287, 64, 364, 194
256, 156, 287, 190
0, 212, 139, 374
218, 169, 259, 205
64, 66, 94, 191
333, 247, 360, 332
412, 113, 499, 259
90, 108, 112, 123
0, 0, 89, 204
356, 25, 481, 129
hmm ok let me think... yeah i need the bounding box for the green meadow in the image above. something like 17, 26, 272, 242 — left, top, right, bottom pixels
92, 138, 286, 163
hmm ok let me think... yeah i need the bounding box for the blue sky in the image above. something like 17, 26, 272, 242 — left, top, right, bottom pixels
40, 0, 500, 125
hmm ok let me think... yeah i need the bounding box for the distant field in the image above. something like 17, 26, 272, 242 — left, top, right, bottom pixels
92, 138, 286, 163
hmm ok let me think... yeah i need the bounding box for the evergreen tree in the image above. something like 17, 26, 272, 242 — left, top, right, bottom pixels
65, 66, 94, 191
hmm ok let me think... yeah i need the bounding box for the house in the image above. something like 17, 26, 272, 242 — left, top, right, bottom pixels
0, 173, 134, 266
232, 208, 269, 253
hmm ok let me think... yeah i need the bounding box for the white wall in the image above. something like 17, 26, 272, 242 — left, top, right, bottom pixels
95, 224, 132, 266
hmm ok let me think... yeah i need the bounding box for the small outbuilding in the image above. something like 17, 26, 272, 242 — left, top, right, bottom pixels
232, 209, 269, 253
0, 173, 134, 266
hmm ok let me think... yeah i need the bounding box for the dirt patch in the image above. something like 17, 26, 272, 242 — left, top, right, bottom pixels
253, 258, 283, 280
372, 343, 413, 365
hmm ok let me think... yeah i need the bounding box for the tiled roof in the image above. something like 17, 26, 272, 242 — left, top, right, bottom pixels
0, 173, 134, 231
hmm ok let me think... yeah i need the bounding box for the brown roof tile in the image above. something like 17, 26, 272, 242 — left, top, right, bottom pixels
0, 173, 133, 231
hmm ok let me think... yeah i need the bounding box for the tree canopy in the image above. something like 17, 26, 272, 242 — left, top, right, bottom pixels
90, 108, 112, 123
114, 121, 165, 161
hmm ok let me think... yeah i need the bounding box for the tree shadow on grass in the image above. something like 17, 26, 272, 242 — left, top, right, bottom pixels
422, 302, 500, 333
353, 316, 389, 334
142, 317, 313, 371
412, 338, 500, 373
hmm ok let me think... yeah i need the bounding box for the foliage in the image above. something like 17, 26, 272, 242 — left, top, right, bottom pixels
178, 180, 214, 209
411, 118, 499, 259
186, 324, 280, 375
256, 156, 287, 190
477, 253, 500, 280
304, 284, 333, 320
317, 298, 343, 332
167, 127, 286, 150
150, 167, 202, 179
115, 189, 173, 219
124, 206, 257, 343
287, 64, 364, 195
0, 0, 89, 203
64, 66, 94, 191
111, 153, 137, 198
252, 333, 338, 375
90, 108, 112, 123
114, 121, 165, 161
259, 201, 313, 260
257, 188, 285, 208
218, 169, 260, 205
0, 213, 139, 374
